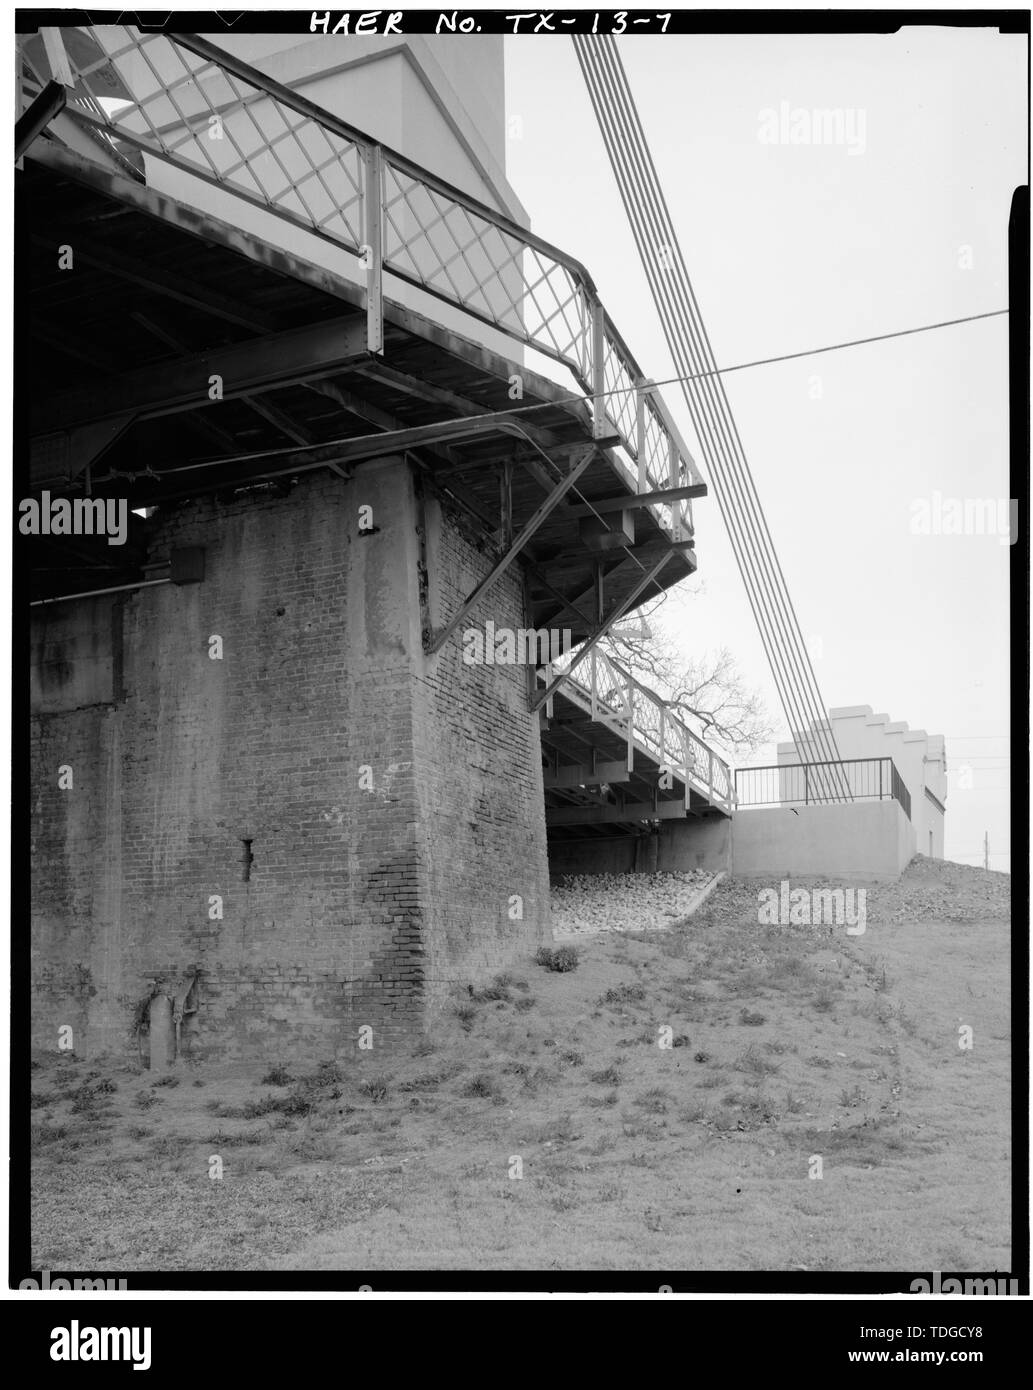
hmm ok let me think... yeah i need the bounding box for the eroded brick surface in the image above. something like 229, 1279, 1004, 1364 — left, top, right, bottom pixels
30, 462, 549, 1064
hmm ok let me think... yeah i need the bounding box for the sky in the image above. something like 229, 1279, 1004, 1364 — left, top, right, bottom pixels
504, 26, 1024, 870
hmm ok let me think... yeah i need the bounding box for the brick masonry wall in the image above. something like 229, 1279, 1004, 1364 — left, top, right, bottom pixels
30, 459, 549, 1064
414, 492, 551, 1013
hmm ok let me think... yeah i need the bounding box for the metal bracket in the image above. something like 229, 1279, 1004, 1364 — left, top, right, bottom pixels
30, 414, 135, 489
564, 483, 707, 517
362, 144, 384, 355
40, 29, 74, 88
524, 558, 594, 634
15, 80, 66, 162
530, 552, 673, 712
424, 443, 597, 655
589, 297, 607, 439
499, 460, 514, 547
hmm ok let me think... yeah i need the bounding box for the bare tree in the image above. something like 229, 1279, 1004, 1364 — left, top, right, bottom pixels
601, 595, 774, 756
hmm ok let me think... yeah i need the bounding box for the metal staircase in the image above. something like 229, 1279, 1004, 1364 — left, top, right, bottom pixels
540, 646, 735, 832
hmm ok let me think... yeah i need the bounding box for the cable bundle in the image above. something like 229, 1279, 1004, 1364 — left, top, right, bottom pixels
574, 35, 849, 798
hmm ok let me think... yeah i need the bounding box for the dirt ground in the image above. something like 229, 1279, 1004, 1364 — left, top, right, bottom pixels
29, 858, 1011, 1272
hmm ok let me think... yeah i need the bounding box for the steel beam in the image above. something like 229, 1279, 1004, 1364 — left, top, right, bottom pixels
435, 429, 622, 500
33, 318, 368, 434
635, 381, 648, 491
40, 29, 74, 87
354, 353, 586, 464
564, 483, 707, 516
543, 758, 632, 789
540, 727, 664, 793
580, 510, 635, 551
305, 380, 501, 522
362, 144, 384, 354
125, 310, 315, 448
540, 548, 679, 634
31, 321, 124, 375
31, 416, 135, 488
525, 559, 595, 633
153, 418, 615, 488
500, 461, 514, 547
31, 232, 279, 335
353, 362, 582, 461
304, 378, 402, 435
358, 296, 596, 433
424, 445, 597, 655
24, 141, 595, 456
15, 80, 66, 161
546, 799, 698, 827
589, 296, 607, 438
530, 553, 673, 712
441, 443, 569, 499
243, 395, 317, 446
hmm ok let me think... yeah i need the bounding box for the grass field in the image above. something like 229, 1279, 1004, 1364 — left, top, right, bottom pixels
30, 864, 1011, 1272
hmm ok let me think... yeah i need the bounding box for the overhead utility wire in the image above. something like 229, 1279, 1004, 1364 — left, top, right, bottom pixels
710, 311, 1008, 379
89, 310, 1008, 478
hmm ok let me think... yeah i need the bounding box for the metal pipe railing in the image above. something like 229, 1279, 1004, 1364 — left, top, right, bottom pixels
545, 644, 735, 812
735, 757, 912, 820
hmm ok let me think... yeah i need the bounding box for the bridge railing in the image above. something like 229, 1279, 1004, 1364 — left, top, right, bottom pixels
544, 645, 735, 813
19, 24, 701, 542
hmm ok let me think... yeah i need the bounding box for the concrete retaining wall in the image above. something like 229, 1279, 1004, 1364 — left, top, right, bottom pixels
549, 800, 912, 884
730, 800, 915, 882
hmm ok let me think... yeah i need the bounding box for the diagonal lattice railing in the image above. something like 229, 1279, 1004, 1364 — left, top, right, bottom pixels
19, 24, 704, 542
20, 27, 368, 257
544, 645, 734, 812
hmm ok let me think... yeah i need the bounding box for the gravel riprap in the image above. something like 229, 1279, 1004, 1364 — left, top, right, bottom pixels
692, 855, 1010, 928
550, 869, 717, 937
